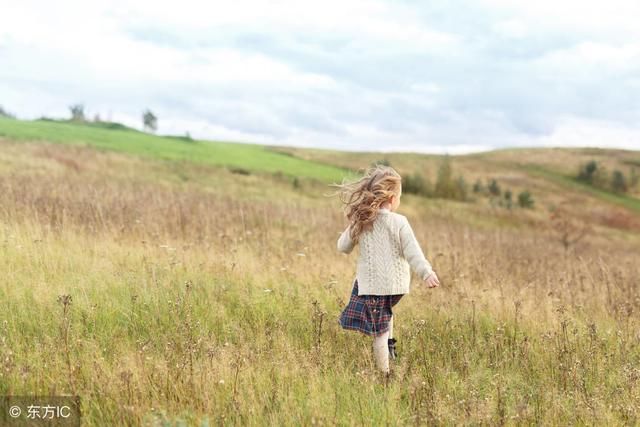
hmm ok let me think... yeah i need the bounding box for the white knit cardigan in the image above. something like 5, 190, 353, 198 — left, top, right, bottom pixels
337, 208, 434, 295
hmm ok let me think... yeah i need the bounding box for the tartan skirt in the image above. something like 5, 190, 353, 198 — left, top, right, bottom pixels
338, 278, 404, 337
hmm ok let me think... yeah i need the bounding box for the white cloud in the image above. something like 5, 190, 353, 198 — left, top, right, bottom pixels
534, 41, 640, 70
0, 0, 639, 153
535, 116, 640, 150
480, 0, 640, 35
492, 20, 528, 39
115, 0, 459, 51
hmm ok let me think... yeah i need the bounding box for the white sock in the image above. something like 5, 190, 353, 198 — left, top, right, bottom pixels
372, 330, 390, 373
389, 315, 394, 340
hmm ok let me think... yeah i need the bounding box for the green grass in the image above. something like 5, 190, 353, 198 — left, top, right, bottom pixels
0, 117, 352, 183
3, 220, 640, 425
2, 132, 640, 424
521, 163, 640, 213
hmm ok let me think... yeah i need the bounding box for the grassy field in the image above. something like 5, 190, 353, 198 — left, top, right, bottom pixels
517, 163, 640, 214
1, 120, 640, 425
0, 117, 351, 183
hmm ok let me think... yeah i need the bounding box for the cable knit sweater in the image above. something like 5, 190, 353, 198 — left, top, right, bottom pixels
337, 208, 434, 296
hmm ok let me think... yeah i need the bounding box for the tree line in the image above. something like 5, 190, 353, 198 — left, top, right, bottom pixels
577, 159, 639, 194
0, 105, 16, 119
68, 104, 158, 133
373, 157, 535, 209
0, 103, 159, 134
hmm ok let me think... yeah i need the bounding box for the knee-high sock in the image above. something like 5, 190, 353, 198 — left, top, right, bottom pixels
372, 330, 390, 373
389, 315, 394, 339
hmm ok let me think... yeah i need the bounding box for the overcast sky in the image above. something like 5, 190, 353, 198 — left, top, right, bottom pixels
1, 0, 639, 153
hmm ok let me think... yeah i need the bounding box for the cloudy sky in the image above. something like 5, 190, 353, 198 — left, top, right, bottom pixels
1, 0, 639, 153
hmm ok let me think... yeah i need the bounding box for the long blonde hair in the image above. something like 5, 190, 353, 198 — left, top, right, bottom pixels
328, 164, 402, 243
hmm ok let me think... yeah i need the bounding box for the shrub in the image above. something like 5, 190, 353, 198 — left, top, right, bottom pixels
229, 167, 250, 176
472, 179, 484, 194
143, 109, 158, 133
403, 172, 431, 197
371, 158, 391, 167
488, 179, 501, 196
577, 160, 598, 183
504, 189, 513, 209
517, 190, 534, 209
611, 170, 628, 193
434, 155, 456, 199
577, 160, 608, 189
69, 104, 85, 122
429, 157, 470, 201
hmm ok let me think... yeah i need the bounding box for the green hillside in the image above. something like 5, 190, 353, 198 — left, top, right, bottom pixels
0, 117, 351, 183
2, 116, 639, 222
270, 144, 640, 215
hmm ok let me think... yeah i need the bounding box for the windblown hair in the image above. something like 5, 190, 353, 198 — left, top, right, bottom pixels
328, 164, 402, 244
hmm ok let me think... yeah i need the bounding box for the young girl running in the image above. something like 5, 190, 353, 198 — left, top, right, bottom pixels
332, 164, 440, 376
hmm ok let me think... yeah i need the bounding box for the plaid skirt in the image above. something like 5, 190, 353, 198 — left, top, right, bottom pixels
338, 278, 404, 337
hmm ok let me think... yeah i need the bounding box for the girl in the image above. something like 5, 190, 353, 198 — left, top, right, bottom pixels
331, 164, 440, 376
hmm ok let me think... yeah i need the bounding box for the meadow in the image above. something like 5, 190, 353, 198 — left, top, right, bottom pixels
1, 118, 640, 425
0, 117, 350, 182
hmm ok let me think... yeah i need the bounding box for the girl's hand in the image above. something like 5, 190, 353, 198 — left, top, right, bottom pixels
424, 271, 440, 288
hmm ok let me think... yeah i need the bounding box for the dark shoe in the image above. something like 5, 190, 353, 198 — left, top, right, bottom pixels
382, 368, 397, 386
388, 338, 398, 360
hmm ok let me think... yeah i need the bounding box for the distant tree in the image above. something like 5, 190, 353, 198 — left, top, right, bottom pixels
472, 179, 484, 194
504, 189, 513, 209
371, 158, 391, 167
143, 109, 158, 133
455, 175, 469, 201
517, 190, 534, 209
69, 104, 85, 122
577, 159, 608, 190
577, 160, 598, 184
434, 155, 456, 199
611, 170, 628, 193
0, 105, 15, 118
93, 113, 101, 122
488, 179, 501, 196
403, 172, 431, 197
292, 176, 300, 189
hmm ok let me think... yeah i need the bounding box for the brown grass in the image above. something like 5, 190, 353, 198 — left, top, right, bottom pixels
1, 140, 640, 425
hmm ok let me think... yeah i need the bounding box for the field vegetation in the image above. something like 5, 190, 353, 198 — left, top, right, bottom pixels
1, 118, 640, 425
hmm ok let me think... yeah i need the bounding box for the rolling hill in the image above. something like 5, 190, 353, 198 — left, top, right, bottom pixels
1, 116, 639, 238
2, 115, 640, 424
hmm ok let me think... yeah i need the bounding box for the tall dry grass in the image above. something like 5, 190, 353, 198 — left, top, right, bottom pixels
1, 141, 640, 425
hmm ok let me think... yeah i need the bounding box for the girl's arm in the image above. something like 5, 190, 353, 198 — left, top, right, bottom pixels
399, 216, 434, 280
337, 225, 356, 254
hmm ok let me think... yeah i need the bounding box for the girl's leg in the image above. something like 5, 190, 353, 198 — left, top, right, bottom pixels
387, 315, 398, 360
372, 330, 390, 373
